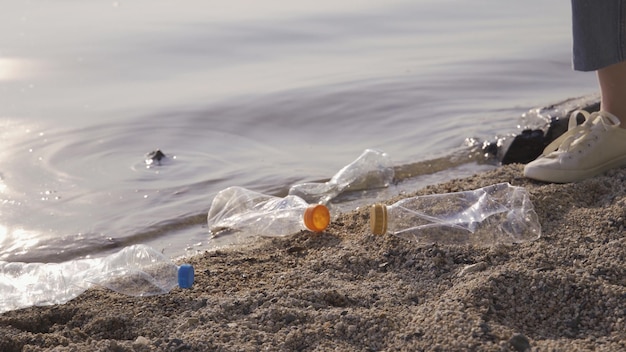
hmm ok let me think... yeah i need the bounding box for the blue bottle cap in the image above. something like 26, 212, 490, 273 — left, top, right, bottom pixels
177, 264, 194, 289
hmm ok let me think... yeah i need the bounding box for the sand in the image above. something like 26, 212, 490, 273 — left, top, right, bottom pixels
1, 164, 625, 351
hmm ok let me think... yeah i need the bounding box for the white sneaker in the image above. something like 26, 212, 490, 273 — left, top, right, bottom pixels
523, 110, 626, 183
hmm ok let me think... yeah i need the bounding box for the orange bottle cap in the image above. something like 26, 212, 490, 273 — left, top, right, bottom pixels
370, 204, 387, 235
303, 204, 330, 232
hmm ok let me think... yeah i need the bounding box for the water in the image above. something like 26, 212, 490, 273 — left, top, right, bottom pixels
0, 0, 597, 262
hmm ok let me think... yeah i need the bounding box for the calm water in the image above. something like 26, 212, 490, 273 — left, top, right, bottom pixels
1, 0, 597, 262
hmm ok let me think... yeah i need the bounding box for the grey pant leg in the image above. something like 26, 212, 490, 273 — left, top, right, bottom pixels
572, 0, 626, 71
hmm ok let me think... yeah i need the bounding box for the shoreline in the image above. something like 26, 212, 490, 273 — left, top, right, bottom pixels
1, 164, 625, 351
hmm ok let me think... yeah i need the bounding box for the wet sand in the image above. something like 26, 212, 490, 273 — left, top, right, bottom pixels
1, 164, 625, 351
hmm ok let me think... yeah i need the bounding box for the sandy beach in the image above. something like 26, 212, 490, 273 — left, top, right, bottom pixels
1, 163, 625, 351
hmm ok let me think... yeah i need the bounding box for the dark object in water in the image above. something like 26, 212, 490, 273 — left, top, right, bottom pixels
493, 97, 600, 165
146, 149, 166, 166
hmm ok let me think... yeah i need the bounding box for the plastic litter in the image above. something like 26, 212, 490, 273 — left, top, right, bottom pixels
207, 186, 330, 242
289, 149, 394, 205
370, 183, 541, 246
0, 244, 194, 314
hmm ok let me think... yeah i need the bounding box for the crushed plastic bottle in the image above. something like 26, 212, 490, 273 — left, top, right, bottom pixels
207, 186, 330, 241
370, 183, 541, 246
288, 149, 395, 205
86, 245, 194, 296
0, 244, 194, 314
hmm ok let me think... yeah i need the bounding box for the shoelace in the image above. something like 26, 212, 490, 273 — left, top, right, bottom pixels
542, 110, 621, 156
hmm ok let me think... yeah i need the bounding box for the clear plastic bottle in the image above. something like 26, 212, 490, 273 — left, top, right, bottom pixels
86, 244, 194, 297
207, 186, 330, 241
288, 149, 395, 204
370, 183, 541, 246
0, 244, 194, 314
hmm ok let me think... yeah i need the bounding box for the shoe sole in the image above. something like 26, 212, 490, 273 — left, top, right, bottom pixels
524, 154, 626, 183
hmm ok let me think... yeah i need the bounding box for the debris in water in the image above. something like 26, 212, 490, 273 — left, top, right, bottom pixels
145, 149, 166, 166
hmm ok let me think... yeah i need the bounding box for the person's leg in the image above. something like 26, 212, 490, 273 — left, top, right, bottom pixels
522, 0, 626, 183
572, 0, 626, 124
571, 0, 626, 72
598, 61, 626, 127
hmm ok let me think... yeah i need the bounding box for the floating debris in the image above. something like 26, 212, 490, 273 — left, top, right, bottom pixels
145, 149, 166, 167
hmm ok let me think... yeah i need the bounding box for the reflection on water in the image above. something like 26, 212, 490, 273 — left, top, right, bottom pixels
0, 224, 42, 260
0, 58, 22, 81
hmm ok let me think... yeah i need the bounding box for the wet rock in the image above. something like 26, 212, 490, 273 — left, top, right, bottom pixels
485, 95, 600, 165
500, 129, 545, 165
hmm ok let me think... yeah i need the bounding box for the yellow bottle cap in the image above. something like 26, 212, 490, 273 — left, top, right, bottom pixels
303, 204, 330, 232
370, 204, 387, 235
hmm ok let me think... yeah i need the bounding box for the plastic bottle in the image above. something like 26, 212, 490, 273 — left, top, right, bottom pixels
0, 244, 194, 314
207, 186, 330, 241
288, 149, 395, 205
370, 183, 541, 246
86, 244, 194, 296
